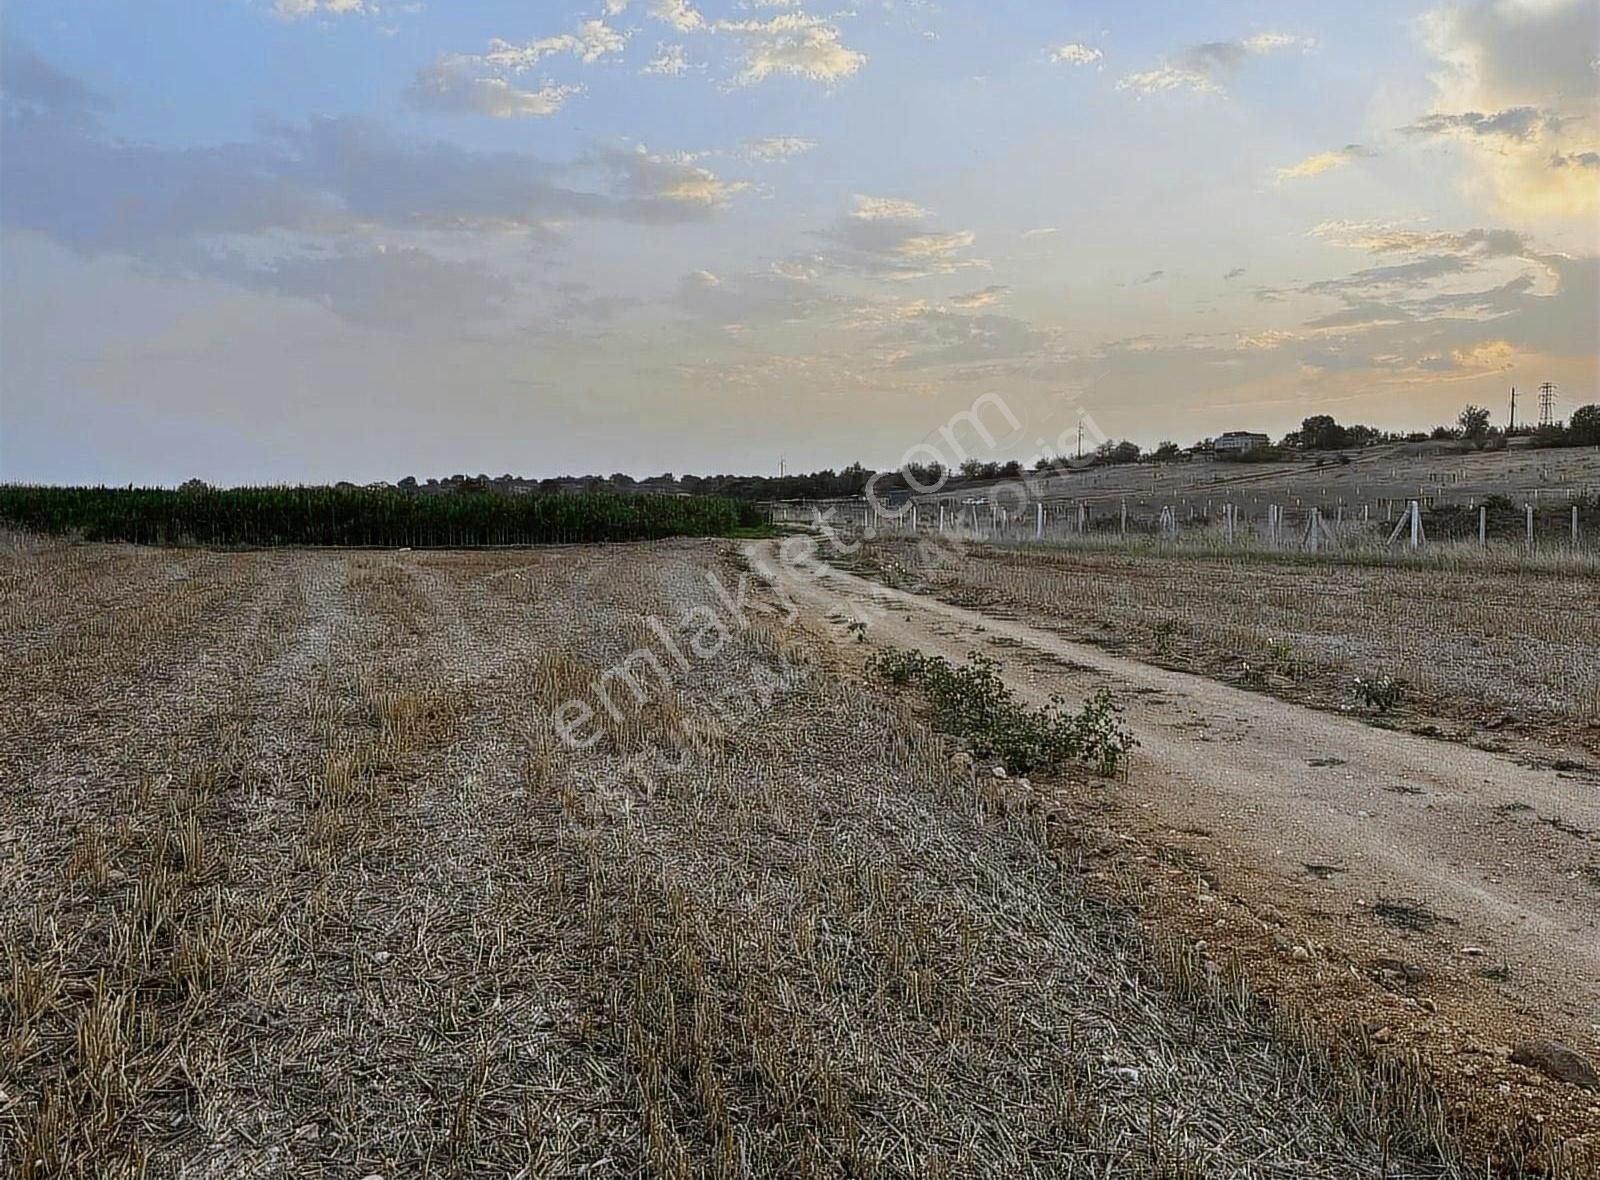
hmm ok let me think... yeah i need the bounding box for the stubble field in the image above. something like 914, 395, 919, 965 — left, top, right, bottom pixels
0, 534, 1512, 1178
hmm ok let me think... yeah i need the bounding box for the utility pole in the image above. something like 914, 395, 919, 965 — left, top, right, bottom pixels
1539, 382, 1557, 428
1076, 423, 1083, 459
779, 455, 786, 478
1508, 386, 1516, 434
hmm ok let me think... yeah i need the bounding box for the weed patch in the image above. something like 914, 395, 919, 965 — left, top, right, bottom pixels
867, 647, 1138, 775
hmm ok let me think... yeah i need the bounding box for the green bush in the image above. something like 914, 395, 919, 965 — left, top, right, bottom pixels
868, 647, 1138, 776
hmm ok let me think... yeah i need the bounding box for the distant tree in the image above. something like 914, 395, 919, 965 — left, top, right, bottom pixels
1429, 424, 1460, 441
1569, 404, 1600, 446
1346, 424, 1380, 447
397, 476, 418, 491
1153, 440, 1180, 461
1458, 405, 1491, 440
1096, 440, 1141, 465
997, 460, 1023, 478
1296, 415, 1352, 450
178, 478, 211, 494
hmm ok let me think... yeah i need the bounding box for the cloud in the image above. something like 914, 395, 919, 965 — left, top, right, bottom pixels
1223, 267, 1247, 279
1550, 150, 1600, 169
851, 195, 930, 221
273, 0, 374, 19
1275, 144, 1374, 182
409, 20, 627, 117
0, 54, 754, 329
231, 245, 514, 331
746, 136, 818, 161
0, 41, 110, 117
651, 0, 707, 33
1138, 269, 1165, 284
1050, 43, 1103, 66
1118, 32, 1312, 95
716, 11, 866, 86
1411, 0, 1599, 222
810, 194, 979, 279
1310, 221, 1530, 258
1021, 226, 1058, 238
1402, 106, 1557, 142
590, 144, 751, 211
642, 44, 693, 76
948, 285, 1010, 308
1304, 254, 1476, 296
408, 67, 580, 118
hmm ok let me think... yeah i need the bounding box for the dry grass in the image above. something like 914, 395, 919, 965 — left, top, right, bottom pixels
0, 536, 1578, 1177
842, 536, 1600, 734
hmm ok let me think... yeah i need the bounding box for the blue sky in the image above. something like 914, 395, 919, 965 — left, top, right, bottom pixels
1, 0, 1596, 484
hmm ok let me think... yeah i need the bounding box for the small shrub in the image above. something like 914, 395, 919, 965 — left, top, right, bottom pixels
1354, 675, 1406, 713
867, 648, 1138, 776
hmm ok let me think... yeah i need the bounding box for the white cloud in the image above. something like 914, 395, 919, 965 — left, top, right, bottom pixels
480, 21, 628, 69
409, 66, 581, 118
852, 195, 930, 221
1021, 226, 1058, 238
273, 0, 373, 19
746, 136, 818, 161
716, 12, 866, 86
651, 0, 707, 33
642, 43, 692, 76
1050, 43, 1103, 66
1118, 32, 1312, 96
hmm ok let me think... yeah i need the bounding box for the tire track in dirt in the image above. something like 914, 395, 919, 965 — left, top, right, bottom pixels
750, 539, 1600, 1044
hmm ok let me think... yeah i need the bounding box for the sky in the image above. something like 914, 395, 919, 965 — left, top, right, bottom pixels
0, 0, 1596, 485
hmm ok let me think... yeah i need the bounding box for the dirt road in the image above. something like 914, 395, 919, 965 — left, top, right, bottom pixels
750, 538, 1600, 1046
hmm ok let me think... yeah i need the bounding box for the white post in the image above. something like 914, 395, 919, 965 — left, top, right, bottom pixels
910, 503, 918, 532
1479, 505, 1487, 547
1035, 501, 1043, 539
1574, 505, 1580, 546
1526, 503, 1534, 549
939, 503, 946, 532
1409, 500, 1420, 550
1120, 499, 1127, 537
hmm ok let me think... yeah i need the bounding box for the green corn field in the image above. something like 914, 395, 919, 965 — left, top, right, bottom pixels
0, 484, 766, 547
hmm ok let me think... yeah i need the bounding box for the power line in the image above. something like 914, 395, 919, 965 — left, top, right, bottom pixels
1539, 382, 1557, 428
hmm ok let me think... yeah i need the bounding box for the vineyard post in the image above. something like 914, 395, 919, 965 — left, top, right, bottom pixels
1410, 500, 1421, 550
1479, 505, 1487, 547
1035, 501, 1043, 539
911, 503, 918, 532
1574, 505, 1580, 547
938, 503, 946, 532
1120, 499, 1127, 538
1526, 503, 1534, 550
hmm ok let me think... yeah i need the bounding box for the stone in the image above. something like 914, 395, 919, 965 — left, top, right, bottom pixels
1291, 945, 1311, 962
991, 765, 1008, 780
950, 752, 974, 773
1510, 1041, 1600, 1090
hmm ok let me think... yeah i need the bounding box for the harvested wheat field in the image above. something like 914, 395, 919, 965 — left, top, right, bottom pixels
2, 533, 1549, 1178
